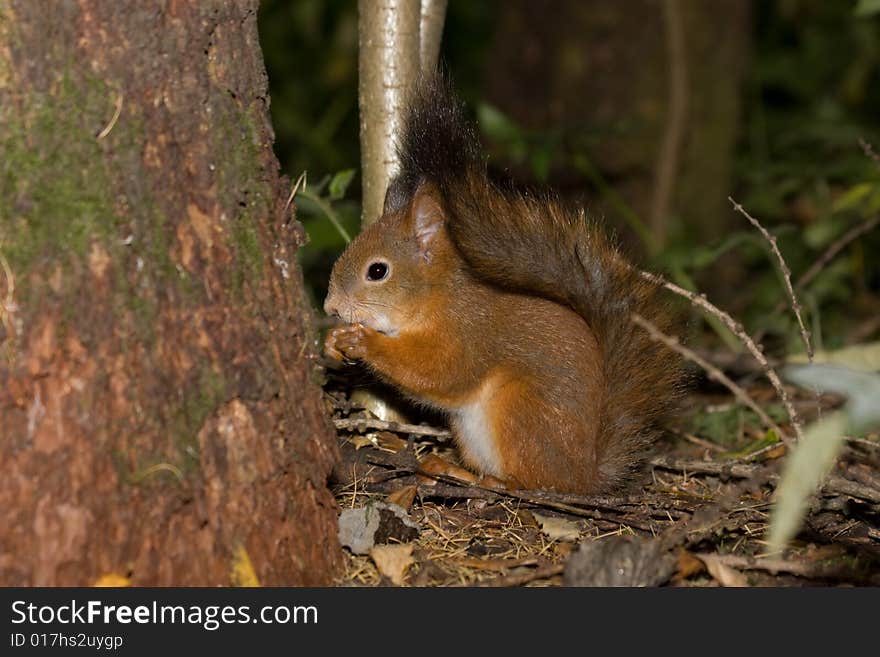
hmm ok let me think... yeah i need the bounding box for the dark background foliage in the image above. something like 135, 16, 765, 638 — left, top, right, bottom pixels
258, 0, 880, 356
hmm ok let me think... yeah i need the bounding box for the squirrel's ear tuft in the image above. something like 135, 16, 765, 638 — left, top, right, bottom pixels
411, 183, 445, 261
383, 177, 408, 215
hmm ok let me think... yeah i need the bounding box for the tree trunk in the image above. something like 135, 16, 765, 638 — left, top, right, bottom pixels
0, 0, 340, 585
357, 0, 448, 225
358, 0, 421, 225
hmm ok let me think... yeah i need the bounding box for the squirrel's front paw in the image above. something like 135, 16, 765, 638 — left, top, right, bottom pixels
324, 324, 370, 362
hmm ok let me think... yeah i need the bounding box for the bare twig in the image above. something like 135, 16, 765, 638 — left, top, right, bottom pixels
795, 214, 880, 293
858, 137, 880, 168
650, 456, 768, 480
758, 213, 879, 346
731, 441, 786, 463
730, 197, 813, 361
481, 563, 565, 587
346, 443, 689, 524
697, 553, 813, 577
651, 456, 880, 504
334, 416, 451, 438
698, 552, 876, 583
824, 475, 880, 505
96, 93, 123, 140
298, 187, 352, 243
633, 313, 788, 441
641, 271, 803, 445
284, 171, 307, 215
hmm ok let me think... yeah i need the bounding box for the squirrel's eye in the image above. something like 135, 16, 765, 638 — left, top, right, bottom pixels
366, 261, 389, 281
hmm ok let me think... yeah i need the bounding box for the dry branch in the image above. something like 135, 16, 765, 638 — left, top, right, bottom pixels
481, 563, 565, 587
641, 271, 803, 445
650, 456, 880, 505
796, 214, 880, 294
729, 197, 813, 361
859, 138, 880, 168
334, 417, 452, 438
633, 312, 788, 441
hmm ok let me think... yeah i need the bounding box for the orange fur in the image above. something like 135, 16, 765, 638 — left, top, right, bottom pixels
324, 76, 683, 494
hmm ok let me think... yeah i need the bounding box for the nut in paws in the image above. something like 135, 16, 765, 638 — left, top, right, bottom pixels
325, 324, 369, 362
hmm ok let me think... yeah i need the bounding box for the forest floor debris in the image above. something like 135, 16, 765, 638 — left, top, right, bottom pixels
326, 381, 880, 587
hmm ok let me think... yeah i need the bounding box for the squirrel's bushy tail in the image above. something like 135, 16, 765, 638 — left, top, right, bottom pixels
395, 76, 683, 491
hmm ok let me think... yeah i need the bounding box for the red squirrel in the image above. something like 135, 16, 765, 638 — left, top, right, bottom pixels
324, 76, 682, 494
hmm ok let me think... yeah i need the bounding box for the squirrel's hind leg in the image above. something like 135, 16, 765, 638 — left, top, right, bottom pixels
416, 453, 508, 489
482, 380, 602, 494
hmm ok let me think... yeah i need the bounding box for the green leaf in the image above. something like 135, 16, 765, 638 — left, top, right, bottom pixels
477, 103, 524, 143
767, 364, 880, 552
785, 364, 880, 433
766, 411, 849, 554
803, 217, 840, 249
867, 188, 880, 213
722, 431, 780, 460
830, 182, 872, 213
855, 0, 880, 16
530, 148, 552, 182
328, 168, 356, 201
788, 341, 880, 373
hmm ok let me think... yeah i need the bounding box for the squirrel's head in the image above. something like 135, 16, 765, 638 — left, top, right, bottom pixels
324, 183, 457, 336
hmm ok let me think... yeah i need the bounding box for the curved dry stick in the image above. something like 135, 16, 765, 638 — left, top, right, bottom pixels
640, 271, 802, 446
759, 214, 879, 346
334, 416, 451, 439
96, 92, 123, 140
730, 197, 813, 361
632, 313, 788, 442
859, 138, 880, 168
796, 214, 880, 293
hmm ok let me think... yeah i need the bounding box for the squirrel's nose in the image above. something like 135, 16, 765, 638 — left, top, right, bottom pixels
324, 291, 340, 318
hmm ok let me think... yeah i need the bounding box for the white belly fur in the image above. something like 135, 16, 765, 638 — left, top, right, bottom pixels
452, 384, 502, 477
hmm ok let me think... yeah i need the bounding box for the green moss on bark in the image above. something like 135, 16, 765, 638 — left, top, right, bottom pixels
211, 101, 268, 293
0, 74, 122, 271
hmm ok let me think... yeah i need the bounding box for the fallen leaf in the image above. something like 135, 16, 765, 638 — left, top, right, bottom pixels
387, 484, 417, 511
231, 545, 261, 587
376, 431, 408, 452
349, 435, 376, 450
675, 549, 706, 579
532, 512, 580, 542
93, 574, 130, 587
555, 541, 575, 559
698, 554, 748, 587
767, 410, 848, 553
370, 544, 414, 585
417, 453, 478, 484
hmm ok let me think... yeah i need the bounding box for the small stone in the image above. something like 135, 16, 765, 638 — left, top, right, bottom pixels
337, 502, 420, 555
564, 535, 676, 587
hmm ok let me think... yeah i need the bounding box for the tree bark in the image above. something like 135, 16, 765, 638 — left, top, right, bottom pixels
357, 0, 448, 226
358, 0, 421, 225
0, 0, 340, 585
